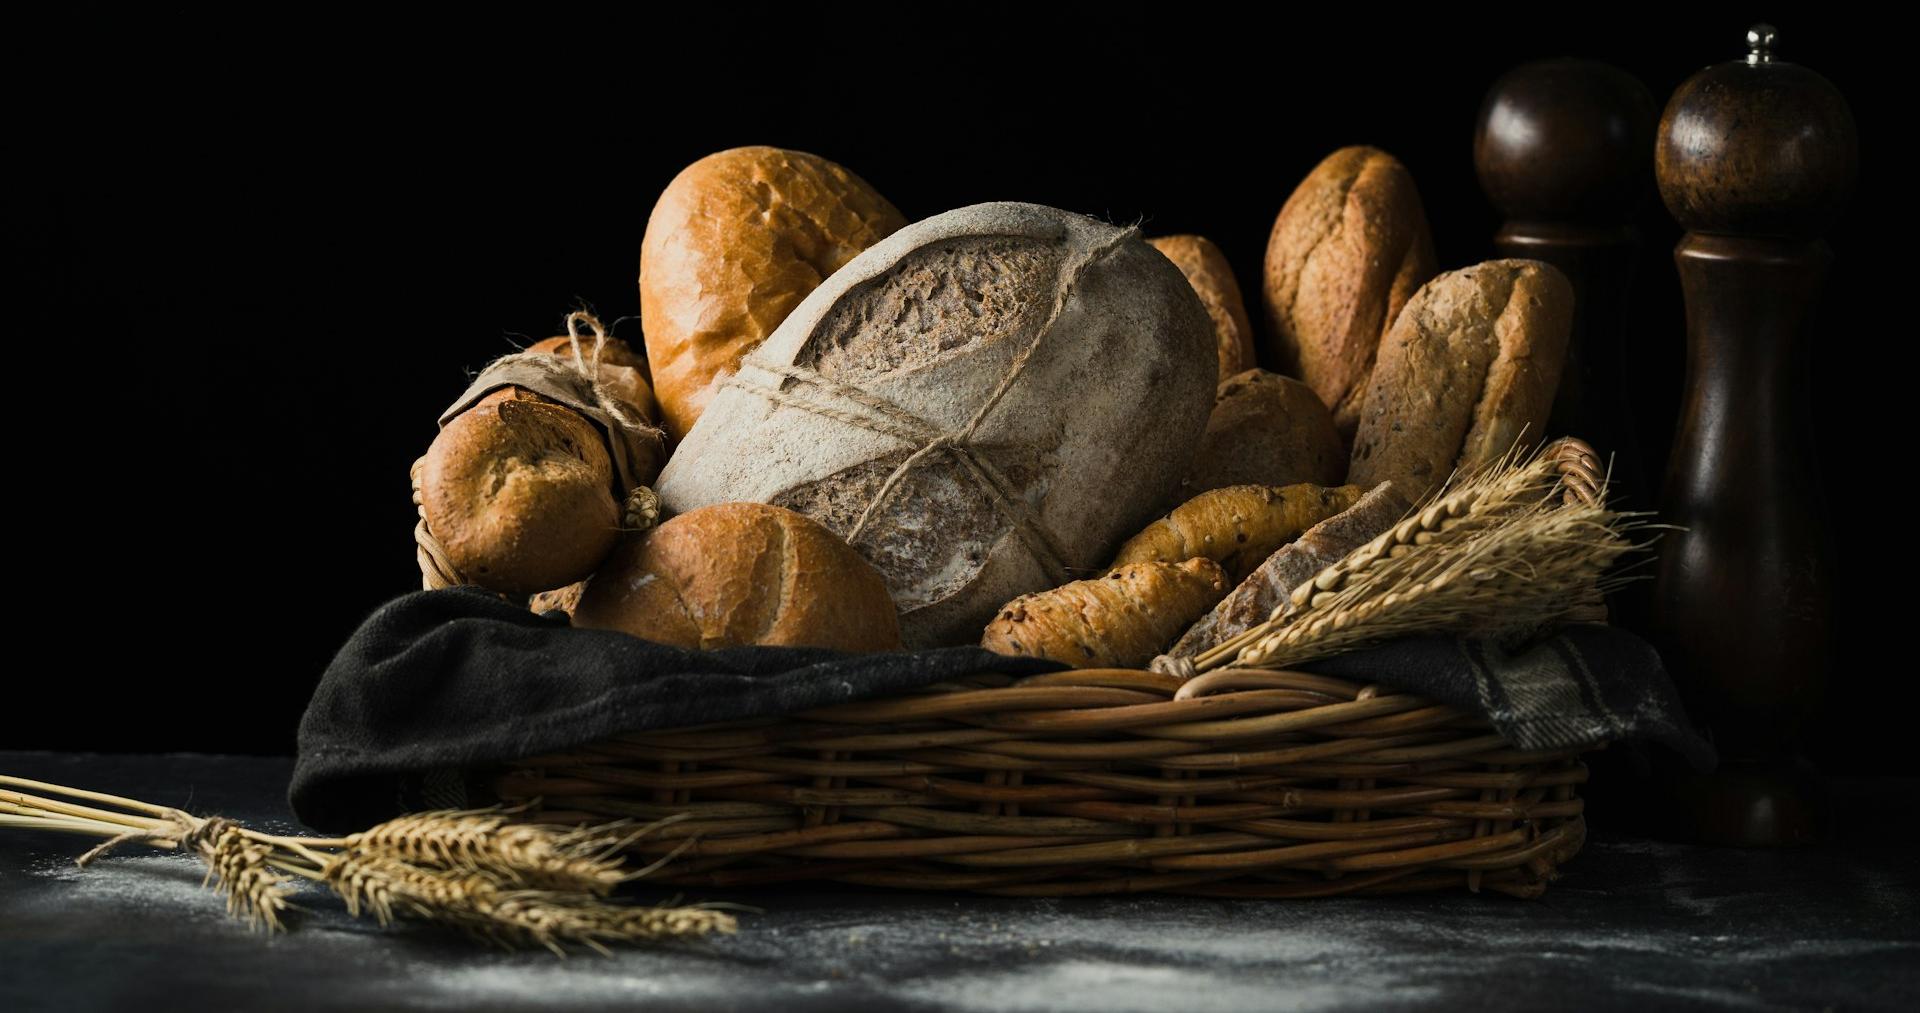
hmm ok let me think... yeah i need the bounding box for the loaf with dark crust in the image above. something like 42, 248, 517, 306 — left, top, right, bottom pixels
1183, 369, 1346, 497
1347, 260, 1574, 502
640, 146, 906, 441
420, 388, 621, 596
571, 502, 902, 651
1149, 234, 1255, 381
1262, 146, 1437, 439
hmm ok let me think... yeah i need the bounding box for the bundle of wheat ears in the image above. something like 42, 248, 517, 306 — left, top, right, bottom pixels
0, 775, 737, 953
1194, 439, 1654, 674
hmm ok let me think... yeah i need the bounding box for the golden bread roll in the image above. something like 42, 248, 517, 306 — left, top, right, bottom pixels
1348, 260, 1574, 501
420, 388, 621, 596
982, 558, 1230, 669
640, 146, 906, 440
1183, 369, 1346, 496
1114, 483, 1362, 582
1263, 146, 1437, 439
572, 502, 902, 651
1149, 234, 1256, 380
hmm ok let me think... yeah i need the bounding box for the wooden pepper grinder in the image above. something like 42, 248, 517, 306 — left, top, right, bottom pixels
1649, 25, 1856, 845
1474, 58, 1657, 514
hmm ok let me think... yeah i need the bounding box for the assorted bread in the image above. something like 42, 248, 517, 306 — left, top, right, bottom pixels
414, 142, 1587, 668
655, 202, 1217, 647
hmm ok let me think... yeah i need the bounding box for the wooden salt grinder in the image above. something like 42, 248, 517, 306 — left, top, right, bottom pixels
1475, 58, 1657, 513
1648, 25, 1856, 845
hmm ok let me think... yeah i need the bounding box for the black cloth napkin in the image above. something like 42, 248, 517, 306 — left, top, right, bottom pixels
292, 587, 1713, 832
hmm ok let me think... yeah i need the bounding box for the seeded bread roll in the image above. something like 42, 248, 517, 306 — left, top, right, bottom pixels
1149, 234, 1255, 381
1263, 146, 1437, 439
420, 388, 620, 596
572, 502, 902, 651
640, 146, 906, 441
982, 558, 1230, 669
1183, 370, 1346, 497
1348, 260, 1575, 502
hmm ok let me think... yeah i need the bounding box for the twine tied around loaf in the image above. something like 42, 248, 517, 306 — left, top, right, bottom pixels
411, 312, 668, 591
721, 226, 1141, 587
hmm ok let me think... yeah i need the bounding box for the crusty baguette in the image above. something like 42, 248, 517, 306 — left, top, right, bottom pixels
1167, 483, 1406, 659
982, 558, 1230, 669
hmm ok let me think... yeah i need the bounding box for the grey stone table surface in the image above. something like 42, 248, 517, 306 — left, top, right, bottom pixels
2, 751, 1916, 1013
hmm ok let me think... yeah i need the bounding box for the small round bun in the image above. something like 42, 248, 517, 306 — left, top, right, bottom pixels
1183, 370, 1345, 497
420, 389, 621, 595
572, 502, 902, 652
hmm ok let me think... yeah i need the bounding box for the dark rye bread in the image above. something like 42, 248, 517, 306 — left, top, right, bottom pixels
1166, 482, 1406, 659
656, 203, 1218, 647
1263, 146, 1437, 440
1182, 369, 1346, 498
1348, 260, 1574, 502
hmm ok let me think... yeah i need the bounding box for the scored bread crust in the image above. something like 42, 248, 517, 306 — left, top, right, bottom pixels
421, 389, 621, 595
640, 146, 906, 441
981, 558, 1230, 669
1347, 260, 1575, 501
571, 502, 902, 652
1262, 146, 1437, 438
1149, 234, 1255, 381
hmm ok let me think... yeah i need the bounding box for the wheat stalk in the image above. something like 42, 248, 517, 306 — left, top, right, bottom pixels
1213, 443, 1654, 672
0, 775, 733, 952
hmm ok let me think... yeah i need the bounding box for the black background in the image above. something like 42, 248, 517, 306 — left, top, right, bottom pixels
17, 7, 1900, 769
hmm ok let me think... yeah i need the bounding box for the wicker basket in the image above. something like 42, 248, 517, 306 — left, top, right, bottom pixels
474, 438, 1608, 898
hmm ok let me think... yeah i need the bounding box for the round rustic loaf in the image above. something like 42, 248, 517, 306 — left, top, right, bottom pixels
640, 146, 906, 441
1182, 369, 1345, 497
1348, 259, 1575, 501
1263, 146, 1437, 440
571, 502, 901, 652
656, 202, 1218, 647
1148, 234, 1255, 381
420, 388, 621, 595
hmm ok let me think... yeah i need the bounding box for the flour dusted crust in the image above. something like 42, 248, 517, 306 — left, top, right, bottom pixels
571, 502, 901, 651
1347, 260, 1574, 502
656, 202, 1217, 647
1149, 234, 1254, 381
1263, 146, 1437, 439
640, 147, 906, 441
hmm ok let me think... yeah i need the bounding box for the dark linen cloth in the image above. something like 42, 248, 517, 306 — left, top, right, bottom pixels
292, 587, 1712, 831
